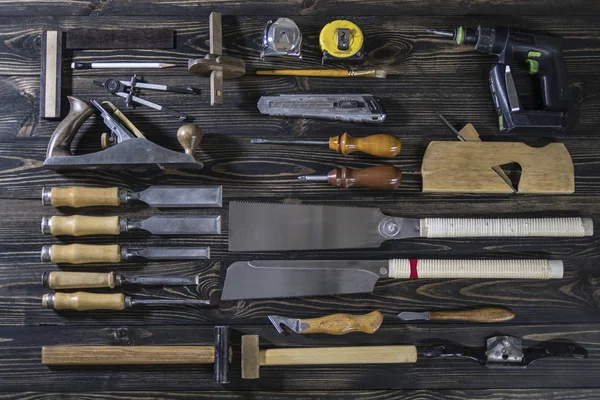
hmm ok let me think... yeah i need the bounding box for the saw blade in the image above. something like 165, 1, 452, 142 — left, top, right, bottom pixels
228, 201, 418, 251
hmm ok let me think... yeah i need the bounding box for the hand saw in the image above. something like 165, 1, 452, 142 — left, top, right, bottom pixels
228, 202, 593, 251
221, 259, 563, 300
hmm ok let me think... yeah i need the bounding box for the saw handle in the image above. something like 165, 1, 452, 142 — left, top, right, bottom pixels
43, 272, 116, 290
329, 133, 401, 157
302, 311, 384, 335
42, 187, 121, 208
42, 346, 215, 365
42, 215, 120, 236
43, 292, 126, 311
421, 217, 593, 238
327, 165, 401, 190
429, 307, 515, 323
41, 244, 122, 264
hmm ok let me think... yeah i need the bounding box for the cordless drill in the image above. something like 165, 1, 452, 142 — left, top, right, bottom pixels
433, 26, 568, 133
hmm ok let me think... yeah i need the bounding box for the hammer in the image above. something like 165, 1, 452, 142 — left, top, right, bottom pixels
42, 326, 231, 384
241, 335, 417, 379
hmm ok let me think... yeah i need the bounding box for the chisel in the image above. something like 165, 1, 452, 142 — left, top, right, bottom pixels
41, 215, 221, 237
41, 244, 210, 264
268, 311, 384, 335
229, 202, 593, 251
42, 185, 222, 208
42, 271, 200, 290
298, 165, 401, 189
397, 307, 515, 323
42, 292, 210, 311
251, 133, 401, 157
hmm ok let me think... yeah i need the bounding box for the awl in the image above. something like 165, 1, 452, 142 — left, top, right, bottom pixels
41, 215, 221, 236
251, 133, 401, 157
42, 271, 200, 290
41, 244, 210, 264
269, 311, 383, 335
228, 202, 593, 251
298, 165, 401, 190
397, 307, 515, 323
42, 185, 222, 208
42, 292, 210, 311
221, 259, 564, 300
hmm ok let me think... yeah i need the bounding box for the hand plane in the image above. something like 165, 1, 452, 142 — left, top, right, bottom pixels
43, 96, 203, 172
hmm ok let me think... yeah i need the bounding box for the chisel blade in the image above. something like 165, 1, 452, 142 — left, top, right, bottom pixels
221, 260, 386, 300
137, 216, 221, 235
134, 246, 210, 260
396, 311, 430, 321
228, 202, 418, 251
134, 185, 222, 208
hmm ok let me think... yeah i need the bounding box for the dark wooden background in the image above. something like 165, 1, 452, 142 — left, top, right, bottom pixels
2, 1, 600, 399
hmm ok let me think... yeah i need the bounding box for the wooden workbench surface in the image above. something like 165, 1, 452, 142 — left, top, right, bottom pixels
1, 1, 600, 398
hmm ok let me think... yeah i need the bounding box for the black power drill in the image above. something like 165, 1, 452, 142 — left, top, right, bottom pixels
433, 26, 568, 133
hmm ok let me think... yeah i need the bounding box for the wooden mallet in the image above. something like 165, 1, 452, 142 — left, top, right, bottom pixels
241, 335, 417, 379
42, 326, 232, 384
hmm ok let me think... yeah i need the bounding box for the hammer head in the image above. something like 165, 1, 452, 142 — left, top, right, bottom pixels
241, 335, 260, 379
213, 325, 231, 384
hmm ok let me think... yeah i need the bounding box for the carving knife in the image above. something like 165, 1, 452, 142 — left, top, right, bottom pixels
228, 202, 593, 251
41, 215, 221, 236
220, 259, 563, 300
42, 185, 222, 208
41, 244, 210, 264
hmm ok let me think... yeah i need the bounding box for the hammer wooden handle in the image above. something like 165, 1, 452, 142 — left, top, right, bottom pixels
43, 272, 116, 290
43, 187, 120, 208
302, 311, 383, 335
429, 307, 515, 323
43, 292, 126, 311
329, 133, 401, 157
261, 346, 417, 365
42, 244, 121, 264
42, 346, 215, 365
42, 215, 120, 236
327, 166, 401, 190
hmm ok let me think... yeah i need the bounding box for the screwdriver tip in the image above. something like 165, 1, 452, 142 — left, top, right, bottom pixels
297, 176, 307, 181
250, 138, 267, 144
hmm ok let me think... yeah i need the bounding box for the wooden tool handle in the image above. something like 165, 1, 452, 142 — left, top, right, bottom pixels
42, 346, 215, 365
302, 311, 383, 335
44, 187, 120, 208
44, 272, 116, 290
43, 215, 120, 236
327, 165, 401, 190
260, 345, 417, 366
44, 244, 121, 264
329, 133, 401, 157
429, 307, 515, 323
43, 292, 126, 311
421, 217, 593, 238
177, 124, 203, 158
388, 259, 564, 280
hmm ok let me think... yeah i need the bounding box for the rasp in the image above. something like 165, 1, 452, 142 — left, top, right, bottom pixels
220, 259, 563, 300
228, 202, 593, 251
42, 186, 222, 208
41, 215, 221, 236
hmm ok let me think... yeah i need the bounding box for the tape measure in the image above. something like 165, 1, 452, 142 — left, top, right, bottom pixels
319, 20, 364, 64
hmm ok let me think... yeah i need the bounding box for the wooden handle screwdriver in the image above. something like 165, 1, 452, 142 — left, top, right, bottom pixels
251, 133, 401, 157
397, 307, 515, 323
298, 165, 401, 190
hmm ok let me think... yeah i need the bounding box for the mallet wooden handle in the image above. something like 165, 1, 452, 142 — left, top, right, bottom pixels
42, 244, 121, 264
329, 133, 401, 157
261, 346, 417, 366
42, 346, 215, 365
42, 215, 120, 236
429, 307, 515, 323
42, 187, 120, 208
326, 165, 401, 189
42, 292, 126, 311
43, 272, 116, 290
302, 311, 383, 335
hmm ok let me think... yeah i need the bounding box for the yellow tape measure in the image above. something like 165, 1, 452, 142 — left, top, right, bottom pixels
319, 20, 364, 64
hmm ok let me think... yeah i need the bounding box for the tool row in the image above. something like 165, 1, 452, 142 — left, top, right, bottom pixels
41, 326, 587, 383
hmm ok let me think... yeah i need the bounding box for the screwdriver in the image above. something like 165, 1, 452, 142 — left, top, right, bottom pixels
298, 165, 401, 190
42, 271, 199, 290
42, 292, 210, 311
251, 133, 401, 157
